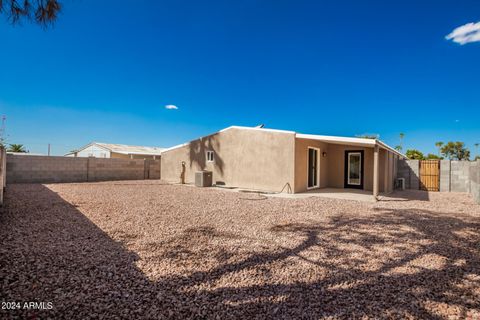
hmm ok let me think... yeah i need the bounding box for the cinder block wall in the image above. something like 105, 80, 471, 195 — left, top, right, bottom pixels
6, 155, 161, 184
145, 159, 160, 179
470, 161, 480, 204
440, 160, 451, 192
397, 160, 419, 189
7, 155, 88, 183
87, 158, 145, 181
450, 161, 472, 192
398, 159, 480, 204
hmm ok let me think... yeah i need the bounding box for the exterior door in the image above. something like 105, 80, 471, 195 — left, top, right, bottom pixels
344, 150, 364, 189
307, 147, 319, 189
419, 160, 440, 191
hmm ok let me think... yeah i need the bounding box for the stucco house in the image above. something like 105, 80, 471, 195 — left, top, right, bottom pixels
160, 126, 405, 198
65, 142, 163, 160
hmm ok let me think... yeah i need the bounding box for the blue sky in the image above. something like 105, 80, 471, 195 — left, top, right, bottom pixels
0, 0, 479, 156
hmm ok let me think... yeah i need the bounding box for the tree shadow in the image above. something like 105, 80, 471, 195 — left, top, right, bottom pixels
380, 189, 430, 202
1, 185, 479, 319
188, 133, 225, 176
150, 207, 479, 318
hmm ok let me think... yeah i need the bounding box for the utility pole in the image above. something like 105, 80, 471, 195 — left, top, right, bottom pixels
0, 115, 6, 147
48, 143, 51, 156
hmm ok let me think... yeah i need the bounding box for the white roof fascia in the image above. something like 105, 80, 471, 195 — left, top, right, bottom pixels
376, 140, 407, 158
296, 133, 376, 147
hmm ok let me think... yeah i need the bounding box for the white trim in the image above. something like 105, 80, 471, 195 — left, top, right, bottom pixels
376, 140, 406, 158
206, 150, 214, 162
307, 147, 320, 190
297, 133, 376, 147
347, 152, 362, 186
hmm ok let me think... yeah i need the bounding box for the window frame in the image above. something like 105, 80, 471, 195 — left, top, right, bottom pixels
206, 150, 214, 163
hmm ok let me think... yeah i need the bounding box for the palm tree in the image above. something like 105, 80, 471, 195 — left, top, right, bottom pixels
399, 133, 405, 150
435, 142, 444, 156
7, 144, 27, 153
475, 143, 479, 158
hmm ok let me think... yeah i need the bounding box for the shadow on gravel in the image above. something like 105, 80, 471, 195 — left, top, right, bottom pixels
1, 184, 479, 319
380, 190, 430, 202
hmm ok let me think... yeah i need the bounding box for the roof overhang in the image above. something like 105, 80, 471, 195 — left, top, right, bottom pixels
296, 133, 406, 158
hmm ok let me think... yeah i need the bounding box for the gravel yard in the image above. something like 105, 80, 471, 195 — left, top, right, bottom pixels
1, 181, 479, 319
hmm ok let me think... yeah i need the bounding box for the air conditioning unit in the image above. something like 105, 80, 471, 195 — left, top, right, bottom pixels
195, 171, 212, 187
396, 178, 405, 190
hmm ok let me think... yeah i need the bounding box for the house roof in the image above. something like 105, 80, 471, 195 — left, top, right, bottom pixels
69, 142, 164, 156
161, 125, 406, 158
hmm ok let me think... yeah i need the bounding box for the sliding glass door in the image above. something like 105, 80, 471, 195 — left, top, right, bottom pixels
308, 147, 319, 189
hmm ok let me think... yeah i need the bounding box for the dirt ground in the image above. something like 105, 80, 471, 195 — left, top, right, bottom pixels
1, 181, 479, 319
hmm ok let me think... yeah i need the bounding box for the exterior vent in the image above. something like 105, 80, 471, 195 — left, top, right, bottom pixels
195, 171, 212, 187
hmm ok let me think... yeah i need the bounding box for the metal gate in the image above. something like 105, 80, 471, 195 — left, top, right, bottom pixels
419, 160, 440, 191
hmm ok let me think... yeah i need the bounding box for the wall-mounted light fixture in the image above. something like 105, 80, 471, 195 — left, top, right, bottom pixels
322, 152, 327, 157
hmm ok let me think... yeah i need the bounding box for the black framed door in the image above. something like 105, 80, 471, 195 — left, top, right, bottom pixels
344, 150, 364, 189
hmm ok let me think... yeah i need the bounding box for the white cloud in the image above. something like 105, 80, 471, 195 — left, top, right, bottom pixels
165, 104, 178, 110
445, 22, 480, 45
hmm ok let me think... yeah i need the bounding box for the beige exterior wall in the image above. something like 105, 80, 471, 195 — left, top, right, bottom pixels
294, 139, 329, 193
294, 139, 399, 193
161, 128, 296, 192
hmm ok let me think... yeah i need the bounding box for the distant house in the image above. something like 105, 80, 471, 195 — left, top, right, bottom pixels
65, 142, 163, 160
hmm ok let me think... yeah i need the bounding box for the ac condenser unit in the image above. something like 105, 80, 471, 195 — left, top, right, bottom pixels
195, 171, 212, 187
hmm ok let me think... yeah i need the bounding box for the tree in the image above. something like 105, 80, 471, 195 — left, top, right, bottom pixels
7, 144, 27, 153
475, 155, 480, 161
0, 0, 61, 26
475, 143, 479, 157
440, 141, 470, 161
394, 145, 402, 152
406, 149, 424, 160
435, 142, 444, 156
425, 153, 442, 160
399, 133, 405, 149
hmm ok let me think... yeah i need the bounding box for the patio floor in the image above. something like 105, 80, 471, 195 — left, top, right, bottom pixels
266, 187, 430, 202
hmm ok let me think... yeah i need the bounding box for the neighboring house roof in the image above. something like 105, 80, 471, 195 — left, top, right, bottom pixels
66, 142, 164, 156
162, 125, 406, 158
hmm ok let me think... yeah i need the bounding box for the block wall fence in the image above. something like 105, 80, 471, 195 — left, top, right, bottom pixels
398, 159, 480, 204
6, 154, 160, 184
